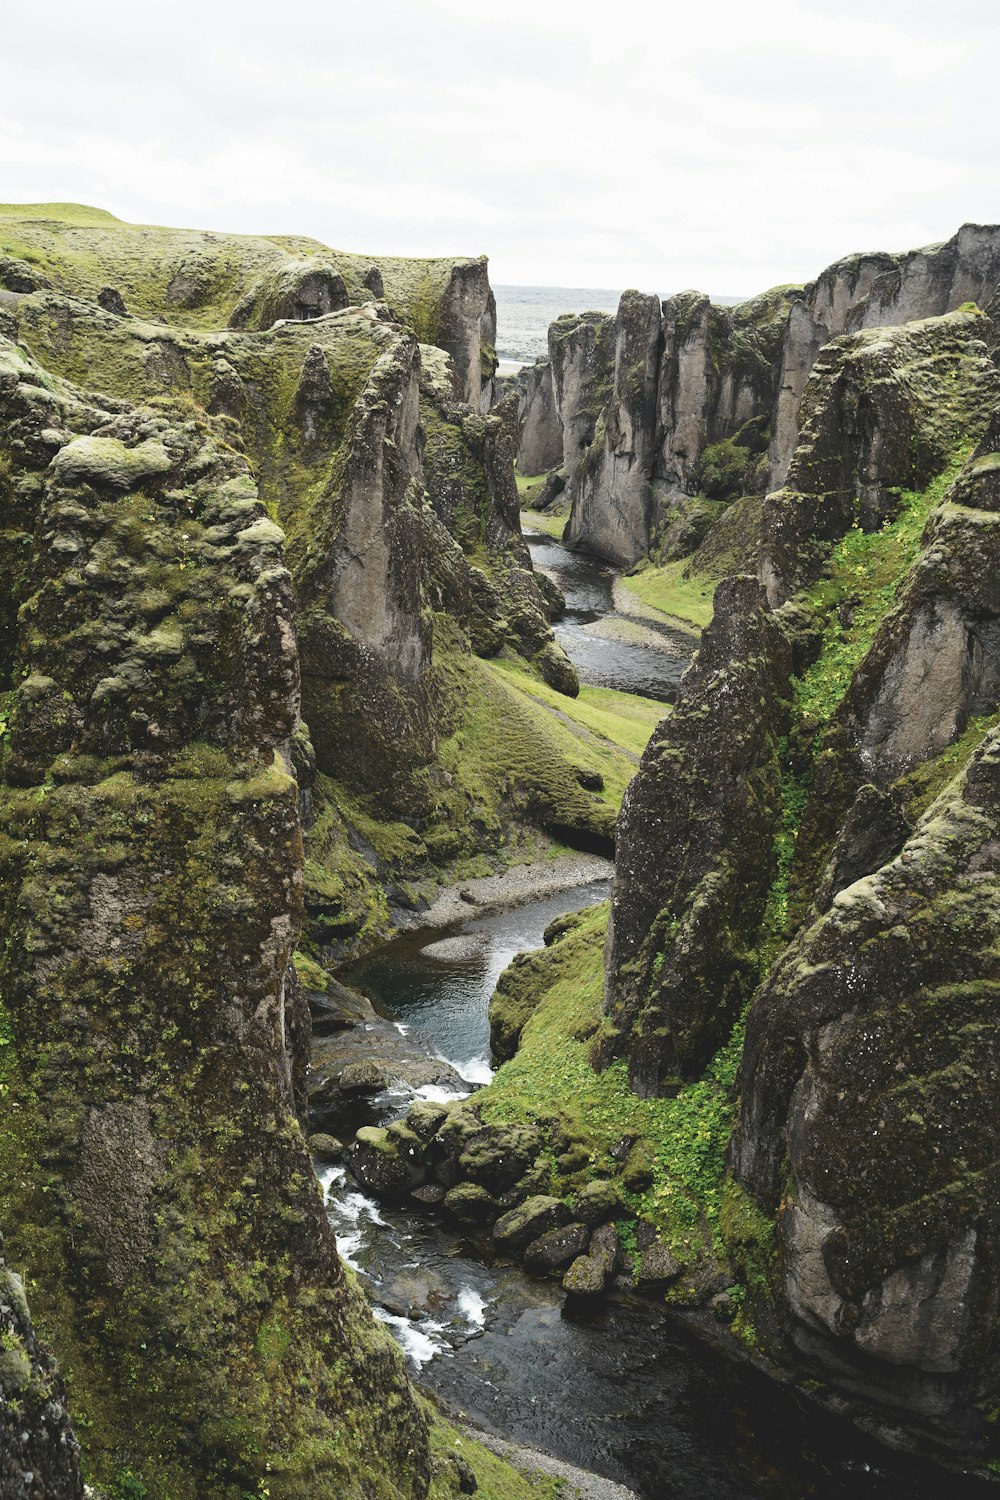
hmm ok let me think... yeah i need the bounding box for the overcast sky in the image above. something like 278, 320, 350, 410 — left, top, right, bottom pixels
4, 0, 999, 297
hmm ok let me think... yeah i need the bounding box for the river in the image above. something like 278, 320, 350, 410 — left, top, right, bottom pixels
319, 536, 992, 1500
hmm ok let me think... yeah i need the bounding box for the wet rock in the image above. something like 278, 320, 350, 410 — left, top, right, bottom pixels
410, 1183, 446, 1206
339, 1060, 388, 1095
570, 1178, 629, 1227
492, 1195, 570, 1252
348, 1126, 425, 1197
381, 1269, 449, 1318
307, 1133, 343, 1161
407, 1100, 451, 1140
524, 1222, 591, 1272
444, 1183, 501, 1225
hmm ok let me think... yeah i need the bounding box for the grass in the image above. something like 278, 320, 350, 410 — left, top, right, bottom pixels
519, 506, 566, 540
624, 559, 716, 629
795, 452, 972, 739
427, 1416, 560, 1499
479, 905, 744, 1266
491, 656, 665, 758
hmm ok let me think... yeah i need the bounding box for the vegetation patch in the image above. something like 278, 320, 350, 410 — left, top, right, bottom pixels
479, 905, 744, 1268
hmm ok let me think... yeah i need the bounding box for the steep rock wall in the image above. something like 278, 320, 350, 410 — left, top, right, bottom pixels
769, 224, 1000, 488
0, 336, 430, 1497
600, 576, 791, 1091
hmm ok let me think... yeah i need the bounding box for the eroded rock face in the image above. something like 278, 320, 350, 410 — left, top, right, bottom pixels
769, 223, 1000, 487
435, 257, 497, 411
0, 336, 430, 1497
790, 406, 1000, 912
516, 357, 562, 476
549, 309, 616, 496
759, 308, 1000, 605
601, 575, 792, 1091
731, 731, 1000, 1432
0, 1242, 82, 1500
230, 258, 350, 328
527, 225, 1000, 573
565, 290, 661, 568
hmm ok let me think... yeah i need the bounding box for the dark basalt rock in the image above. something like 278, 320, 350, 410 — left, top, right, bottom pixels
601, 573, 792, 1090
524, 1222, 591, 1271
493, 1195, 571, 1253
0, 1240, 83, 1500
732, 729, 1000, 1437
97, 285, 127, 316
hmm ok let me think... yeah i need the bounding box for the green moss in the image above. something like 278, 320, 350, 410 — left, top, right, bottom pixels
794, 452, 972, 741
426, 1415, 560, 1499
479, 905, 746, 1268
624, 558, 716, 629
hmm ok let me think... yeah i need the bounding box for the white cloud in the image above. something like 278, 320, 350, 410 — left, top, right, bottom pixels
2, 0, 999, 296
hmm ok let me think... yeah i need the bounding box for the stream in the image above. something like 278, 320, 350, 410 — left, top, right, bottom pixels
318, 537, 991, 1499
522, 527, 694, 702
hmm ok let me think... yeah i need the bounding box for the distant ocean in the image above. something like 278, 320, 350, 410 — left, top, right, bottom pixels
493, 285, 621, 373
493, 284, 746, 374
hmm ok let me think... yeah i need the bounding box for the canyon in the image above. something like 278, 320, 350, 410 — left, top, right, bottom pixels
2, 203, 1000, 1499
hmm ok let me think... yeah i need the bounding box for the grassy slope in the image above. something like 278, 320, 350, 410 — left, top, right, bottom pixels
479, 904, 742, 1277
520, 505, 566, 540
624, 559, 717, 629
0, 201, 478, 336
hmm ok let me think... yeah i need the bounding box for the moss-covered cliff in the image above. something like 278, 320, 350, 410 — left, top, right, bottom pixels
0, 204, 611, 1498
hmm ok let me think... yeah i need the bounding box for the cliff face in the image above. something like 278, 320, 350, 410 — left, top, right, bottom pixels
0, 334, 430, 1497
0, 205, 586, 1498
517, 225, 1000, 575
769, 222, 1000, 486
591, 273, 1000, 1455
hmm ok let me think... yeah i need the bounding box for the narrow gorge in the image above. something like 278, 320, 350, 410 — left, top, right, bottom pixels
2, 202, 1000, 1500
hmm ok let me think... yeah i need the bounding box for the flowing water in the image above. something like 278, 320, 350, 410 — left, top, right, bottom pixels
320, 531, 991, 1499
523, 528, 693, 702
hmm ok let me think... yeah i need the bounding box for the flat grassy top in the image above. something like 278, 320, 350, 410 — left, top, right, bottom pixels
491, 657, 664, 759
479, 903, 742, 1267
519, 505, 566, 540
0, 201, 480, 336
624, 559, 716, 629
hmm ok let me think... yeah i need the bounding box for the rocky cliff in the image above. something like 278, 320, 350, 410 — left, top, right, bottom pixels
0, 203, 595, 1499
515, 225, 1000, 579
452, 264, 1000, 1470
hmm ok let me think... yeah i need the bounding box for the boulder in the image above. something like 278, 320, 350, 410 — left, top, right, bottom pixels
492, 1195, 570, 1253
348, 1126, 425, 1198
524, 1222, 590, 1272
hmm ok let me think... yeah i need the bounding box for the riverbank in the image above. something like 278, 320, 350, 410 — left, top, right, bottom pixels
466, 1427, 639, 1500
392, 853, 614, 932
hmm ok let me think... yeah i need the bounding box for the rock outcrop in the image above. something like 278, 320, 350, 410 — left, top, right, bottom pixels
731, 730, 1000, 1436
599, 576, 792, 1091
759, 308, 1000, 606
0, 1240, 83, 1500
518, 225, 1000, 575
0, 334, 431, 1496
0, 204, 582, 1498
